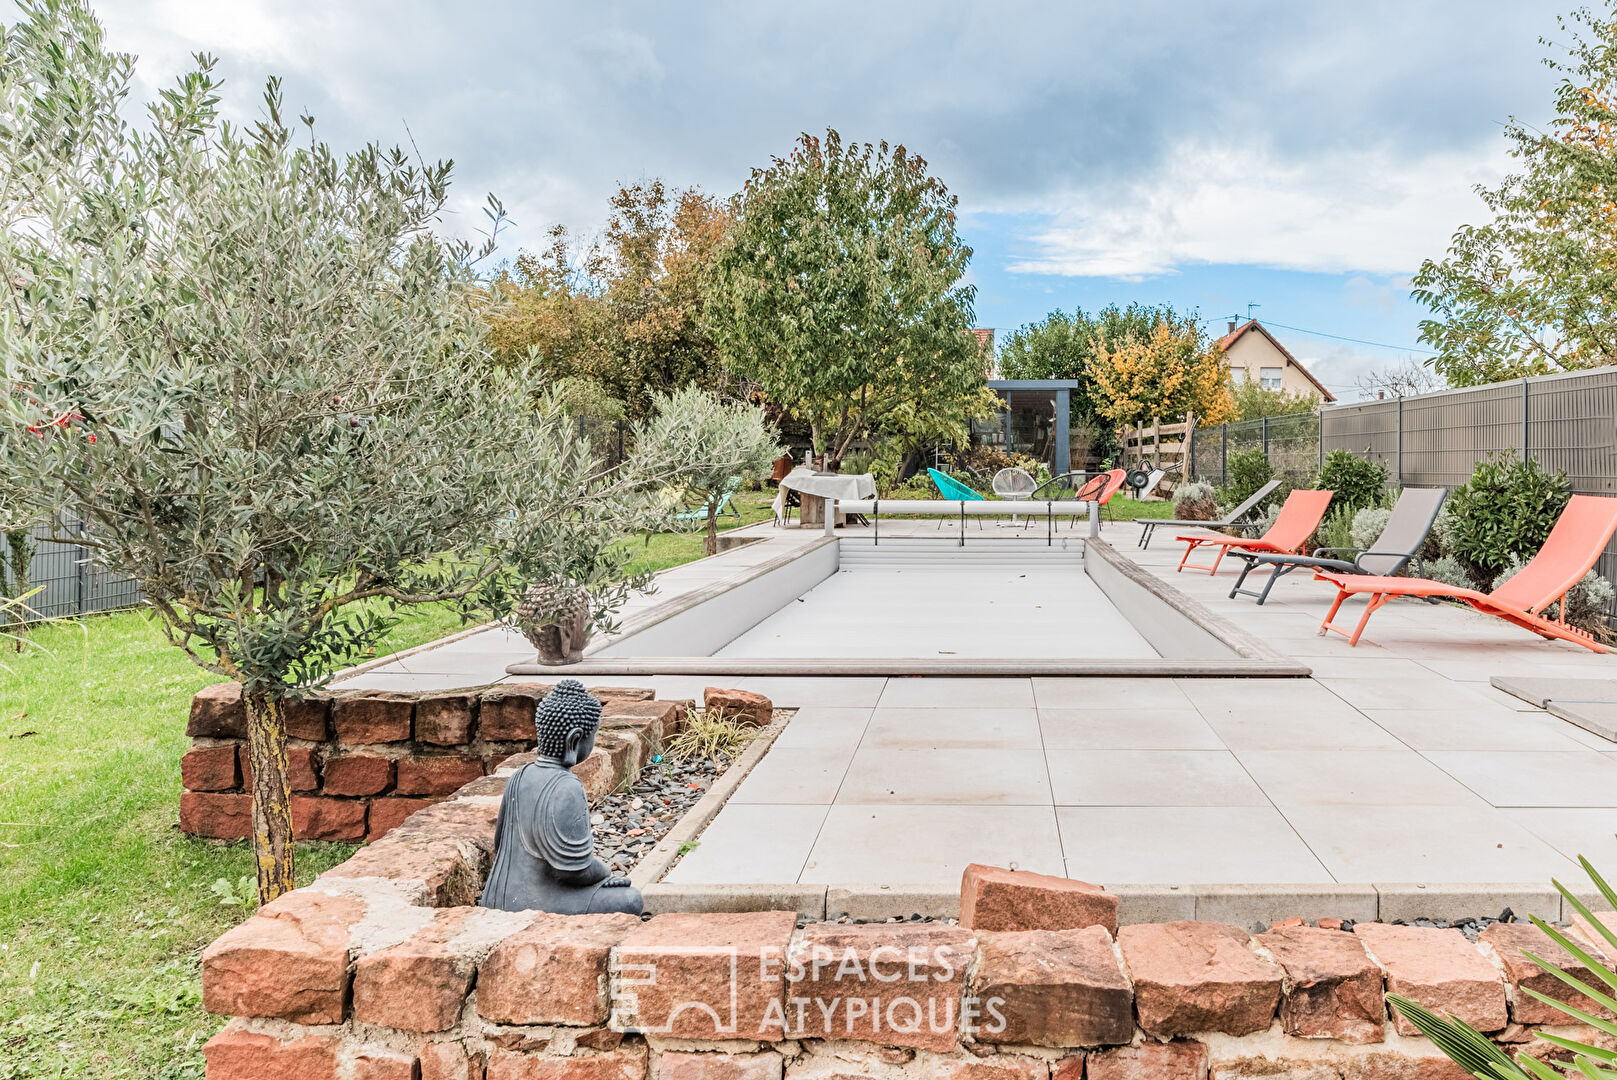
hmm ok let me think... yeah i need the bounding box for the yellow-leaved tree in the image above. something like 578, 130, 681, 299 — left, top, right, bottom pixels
1086, 321, 1235, 431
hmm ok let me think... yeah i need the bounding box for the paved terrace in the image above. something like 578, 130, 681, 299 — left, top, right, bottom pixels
337, 515, 1617, 898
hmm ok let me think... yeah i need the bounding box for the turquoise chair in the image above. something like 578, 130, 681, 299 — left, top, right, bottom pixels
673, 476, 742, 524
927, 468, 985, 501
926, 468, 984, 530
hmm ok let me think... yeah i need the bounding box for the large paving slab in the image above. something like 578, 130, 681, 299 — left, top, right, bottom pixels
336, 517, 1617, 902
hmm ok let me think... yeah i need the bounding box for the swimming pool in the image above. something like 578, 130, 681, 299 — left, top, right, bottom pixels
507, 536, 1309, 679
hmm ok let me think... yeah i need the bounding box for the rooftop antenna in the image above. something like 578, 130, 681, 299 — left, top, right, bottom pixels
1247, 302, 1261, 321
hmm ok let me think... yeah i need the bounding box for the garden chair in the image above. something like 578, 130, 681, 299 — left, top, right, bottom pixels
992, 467, 1037, 526
1136, 478, 1280, 549
1069, 468, 1127, 530
1031, 471, 1083, 500
1227, 487, 1447, 605
1314, 493, 1617, 652
674, 476, 741, 524
1175, 488, 1333, 574
927, 467, 985, 530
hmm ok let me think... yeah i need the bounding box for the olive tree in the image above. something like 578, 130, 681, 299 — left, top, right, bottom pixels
0, 2, 661, 900
636, 386, 780, 555
704, 130, 981, 466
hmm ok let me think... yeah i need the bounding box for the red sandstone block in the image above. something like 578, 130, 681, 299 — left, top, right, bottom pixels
1570, 909, 1617, 951
284, 695, 331, 741
397, 754, 486, 796
1480, 921, 1615, 1025
479, 683, 551, 741
332, 693, 415, 744
239, 745, 319, 792
602, 699, 682, 736
485, 1048, 646, 1079
189, 682, 246, 738
702, 687, 772, 726
367, 796, 440, 841
180, 791, 253, 839
202, 1022, 340, 1080
934, 1058, 1050, 1080
960, 863, 1119, 935
590, 686, 655, 703
421, 1041, 486, 1080
201, 889, 362, 1023
1117, 921, 1282, 1038
572, 739, 635, 803
182, 743, 240, 791
974, 926, 1134, 1047
417, 691, 478, 746
354, 908, 487, 1032
479, 913, 641, 1026
322, 835, 481, 906
1086, 1041, 1209, 1080
1354, 923, 1507, 1035
292, 795, 367, 842
657, 1051, 781, 1080
323, 753, 396, 796
1351, 1055, 1474, 1080
386, 797, 499, 853
1257, 923, 1386, 1043
354, 1049, 420, 1080
786, 923, 976, 1052
613, 911, 797, 1041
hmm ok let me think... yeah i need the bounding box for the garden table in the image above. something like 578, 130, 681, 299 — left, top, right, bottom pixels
774, 468, 876, 527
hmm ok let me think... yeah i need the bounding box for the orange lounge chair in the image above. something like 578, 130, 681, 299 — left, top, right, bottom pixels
1175, 488, 1334, 575
1315, 493, 1617, 652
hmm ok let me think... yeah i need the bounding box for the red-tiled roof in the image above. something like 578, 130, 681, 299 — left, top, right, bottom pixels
1216, 320, 1336, 402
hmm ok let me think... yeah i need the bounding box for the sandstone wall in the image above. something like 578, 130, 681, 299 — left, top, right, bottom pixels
197, 761, 1616, 1080
180, 682, 685, 843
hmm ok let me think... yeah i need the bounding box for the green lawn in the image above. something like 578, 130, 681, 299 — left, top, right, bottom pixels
619, 487, 777, 574
0, 503, 772, 1079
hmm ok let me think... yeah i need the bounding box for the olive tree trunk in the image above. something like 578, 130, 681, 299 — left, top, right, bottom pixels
704, 502, 720, 556
243, 690, 296, 902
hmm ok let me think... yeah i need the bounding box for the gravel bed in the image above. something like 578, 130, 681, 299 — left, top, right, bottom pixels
592, 752, 730, 876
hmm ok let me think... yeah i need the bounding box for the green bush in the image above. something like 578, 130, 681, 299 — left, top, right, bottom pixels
1171, 480, 1218, 521
1445, 452, 1571, 579
1318, 450, 1388, 513
1221, 449, 1274, 508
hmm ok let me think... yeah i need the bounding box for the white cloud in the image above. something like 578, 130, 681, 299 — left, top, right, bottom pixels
1007, 141, 1509, 280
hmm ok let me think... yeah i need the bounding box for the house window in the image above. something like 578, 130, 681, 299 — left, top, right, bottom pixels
1260, 367, 1284, 391
1228, 367, 1246, 385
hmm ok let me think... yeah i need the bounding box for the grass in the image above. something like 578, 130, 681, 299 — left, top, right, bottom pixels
1101, 494, 1180, 522
0, 503, 759, 1079
619, 487, 777, 574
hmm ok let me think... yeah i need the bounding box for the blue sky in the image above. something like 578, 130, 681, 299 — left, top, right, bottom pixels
96, 0, 1569, 398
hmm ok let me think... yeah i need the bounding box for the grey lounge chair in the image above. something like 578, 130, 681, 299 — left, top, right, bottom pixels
1227, 486, 1447, 605
1136, 479, 1281, 549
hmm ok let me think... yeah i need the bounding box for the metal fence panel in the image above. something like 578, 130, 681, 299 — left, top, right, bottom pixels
4, 519, 142, 620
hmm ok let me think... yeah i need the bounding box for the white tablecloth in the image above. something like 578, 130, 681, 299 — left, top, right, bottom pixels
773, 468, 877, 519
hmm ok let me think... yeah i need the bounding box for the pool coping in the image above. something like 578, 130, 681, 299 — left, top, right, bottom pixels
508, 534, 1312, 679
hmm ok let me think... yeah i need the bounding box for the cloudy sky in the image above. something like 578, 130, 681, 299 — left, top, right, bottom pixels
96, 1, 1566, 398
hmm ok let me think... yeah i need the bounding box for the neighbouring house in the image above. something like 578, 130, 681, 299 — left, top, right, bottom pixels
1217, 319, 1336, 402
970, 327, 996, 376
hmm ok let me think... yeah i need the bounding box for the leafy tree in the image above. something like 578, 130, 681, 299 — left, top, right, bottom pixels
1413, 9, 1617, 385
0, 3, 674, 900
636, 386, 780, 555
487, 181, 731, 418
704, 129, 982, 466
1087, 322, 1235, 430
1231, 380, 1320, 420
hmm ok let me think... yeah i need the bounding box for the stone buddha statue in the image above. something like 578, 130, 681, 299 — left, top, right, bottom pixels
479, 680, 643, 915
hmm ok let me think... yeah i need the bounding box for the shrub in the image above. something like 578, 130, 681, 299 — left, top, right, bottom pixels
946, 444, 1044, 481
1222, 449, 1274, 507
667, 707, 763, 762
1171, 480, 1218, 521
1426, 555, 1476, 590
1445, 453, 1571, 579
1318, 450, 1388, 513
1349, 507, 1393, 550
1314, 506, 1357, 553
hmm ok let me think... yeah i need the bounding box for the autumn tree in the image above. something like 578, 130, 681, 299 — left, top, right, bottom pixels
1231, 380, 1320, 420
1087, 322, 1235, 430
1414, 8, 1617, 385
487, 181, 731, 417
704, 130, 982, 466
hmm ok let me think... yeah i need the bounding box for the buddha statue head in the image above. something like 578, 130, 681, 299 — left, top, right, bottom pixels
534, 679, 602, 767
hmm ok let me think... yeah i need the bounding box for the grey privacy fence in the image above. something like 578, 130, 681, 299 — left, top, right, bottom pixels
1189, 411, 1322, 486
5, 519, 142, 619
1191, 365, 1617, 623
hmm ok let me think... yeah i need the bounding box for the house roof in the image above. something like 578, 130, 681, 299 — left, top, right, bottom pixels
1216, 319, 1336, 402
